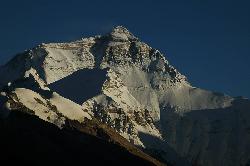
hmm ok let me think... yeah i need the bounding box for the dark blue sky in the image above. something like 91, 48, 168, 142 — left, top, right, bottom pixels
0, 0, 249, 98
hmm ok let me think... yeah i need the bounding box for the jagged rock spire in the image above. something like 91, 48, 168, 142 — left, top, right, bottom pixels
109, 26, 137, 41
111, 26, 130, 33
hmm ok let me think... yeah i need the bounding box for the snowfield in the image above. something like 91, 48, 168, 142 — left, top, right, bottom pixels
0, 26, 250, 166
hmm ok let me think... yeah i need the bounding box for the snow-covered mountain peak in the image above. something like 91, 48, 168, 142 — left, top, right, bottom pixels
108, 25, 137, 42
3, 26, 185, 85
1, 26, 250, 166
112, 25, 130, 33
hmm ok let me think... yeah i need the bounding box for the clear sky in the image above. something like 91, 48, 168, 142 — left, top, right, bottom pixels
0, 0, 249, 98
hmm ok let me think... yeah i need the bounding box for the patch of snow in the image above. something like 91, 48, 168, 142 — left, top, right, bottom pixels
50, 92, 91, 122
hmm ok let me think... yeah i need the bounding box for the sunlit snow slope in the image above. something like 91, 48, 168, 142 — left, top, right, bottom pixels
0, 26, 250, 166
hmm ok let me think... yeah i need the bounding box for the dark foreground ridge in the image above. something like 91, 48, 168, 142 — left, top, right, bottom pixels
0, 110, 165, 166
0, 26, 250, 166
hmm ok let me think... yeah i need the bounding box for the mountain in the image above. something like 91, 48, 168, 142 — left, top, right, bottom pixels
0, 82, 164, 166
0, 26, 250, 166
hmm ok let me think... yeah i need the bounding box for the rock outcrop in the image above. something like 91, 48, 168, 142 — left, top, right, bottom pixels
0, 26, 249, 166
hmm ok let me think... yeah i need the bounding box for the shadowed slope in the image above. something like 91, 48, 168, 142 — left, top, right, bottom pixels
157, 98, 250, 166
49, 68, 107, 104
0, 111, 165, 166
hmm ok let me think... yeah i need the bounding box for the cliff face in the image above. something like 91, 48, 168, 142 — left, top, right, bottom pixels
0, 26, 250, 166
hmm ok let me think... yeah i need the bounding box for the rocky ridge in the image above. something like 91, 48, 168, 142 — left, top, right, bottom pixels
0, 26, 250, 166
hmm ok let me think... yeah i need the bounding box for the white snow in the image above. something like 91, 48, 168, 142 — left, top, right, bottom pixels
0, 26, 249, 166
14, 88, 65, 128
12, 88, 91, 128
50, 92, 91, 122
